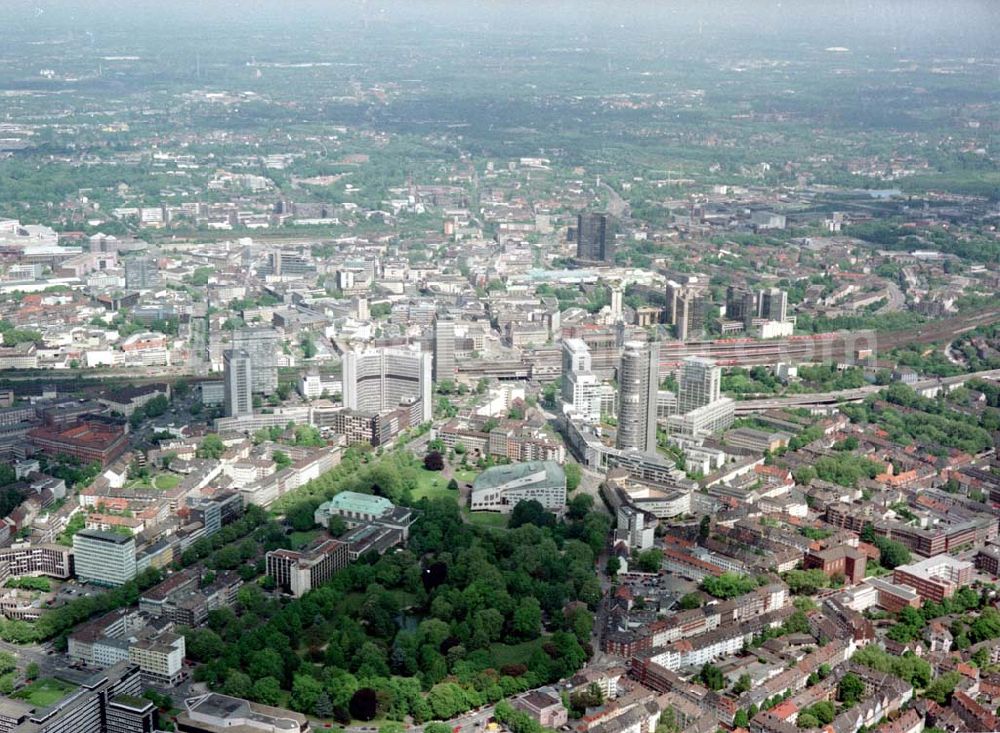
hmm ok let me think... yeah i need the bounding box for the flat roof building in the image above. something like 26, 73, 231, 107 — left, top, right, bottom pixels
266, 539, 349, 598
471, 460, 566, 514
177, 693, 310, 733
73, 529, 136, 587
893, 554, 973, 603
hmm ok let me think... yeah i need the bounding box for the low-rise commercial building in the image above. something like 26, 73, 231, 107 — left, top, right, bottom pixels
176, 693, 310, 733
470, 460, 566, 514
892, 554, 973, 603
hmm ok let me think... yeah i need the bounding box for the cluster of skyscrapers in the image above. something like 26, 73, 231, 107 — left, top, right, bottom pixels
725, 285, 788, 326
561, 337, 735, 456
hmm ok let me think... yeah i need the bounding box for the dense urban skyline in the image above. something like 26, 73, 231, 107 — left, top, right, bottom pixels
0, 3, 997, 733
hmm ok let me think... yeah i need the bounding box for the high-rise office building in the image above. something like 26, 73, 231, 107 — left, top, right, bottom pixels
675, 291, 706, 341
223, 349, 253, 419
343, 346, 433, 425
664, 281, 680, 326
562, 338, 603, 423
758, 287, 788, 322
616, 341, 659, 454
123, 257, 159, 291
565, 371, 603, 423
609, 286, 623, 322
433, 318, 456, 384
725, 286, 757, 327
562, 338, 592, 379
677, 356, 721, 414
267, 249, 315, 277
73, 530, 137, 587
576, 212, 615, 263
231, 328, 278, 395
666, 282, 708, 340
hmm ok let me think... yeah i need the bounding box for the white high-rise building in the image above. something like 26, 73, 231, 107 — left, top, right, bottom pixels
616, 341, 659, 454
343, 346, 433, 425
562, 338, 592, 375
610, 286, 623, 322
433, 318, 456, 384
565, 371, 603, 423
677, 356, 721, 415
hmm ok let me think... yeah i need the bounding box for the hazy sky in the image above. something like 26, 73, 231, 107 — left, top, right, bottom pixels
7, 0, 1000, 56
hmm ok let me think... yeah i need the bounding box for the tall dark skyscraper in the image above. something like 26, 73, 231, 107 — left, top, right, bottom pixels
758, 288, 788, 322
576, 212, 615, 263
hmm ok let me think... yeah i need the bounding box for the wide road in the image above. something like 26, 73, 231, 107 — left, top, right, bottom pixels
732, 367, 1000, 415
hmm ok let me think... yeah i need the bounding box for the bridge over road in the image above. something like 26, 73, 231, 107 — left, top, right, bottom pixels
732, 368, 1000, 415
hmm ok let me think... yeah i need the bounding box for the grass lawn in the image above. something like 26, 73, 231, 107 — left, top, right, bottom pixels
14, 678, 77, 707
453, 468, 479, 485
463, 508, 508, 529
289, 530, 320, 550
411, 468, 459, 501
152, 474, 180, 490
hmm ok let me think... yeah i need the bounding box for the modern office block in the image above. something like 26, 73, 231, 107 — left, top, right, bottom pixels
758, 287, 788, 323
616, 341, 659, 454
266, 539, 350, 598
677, 356, 721, 415
222, 349, 253, 419
73, 530, 137, 587
576, 212, 615, 263
106, 695, 158, 733
10, 661, 142, 733
123, 257, 159, 291
342, 346, 433, 425
231, 328, 278, 395
433, 318, 456, 384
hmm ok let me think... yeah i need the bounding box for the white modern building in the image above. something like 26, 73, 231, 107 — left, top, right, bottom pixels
667, 397, 735, 438
676, 356, 720, 414
470, 461, 566, 514
342, 346, 433, 425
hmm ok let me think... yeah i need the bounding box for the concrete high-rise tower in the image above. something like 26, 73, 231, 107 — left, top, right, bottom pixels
223, 349, 254, 418
232, 328, 279, 395
616, 341, 659, 454
609, 285, 624, 322
343, 346, 433, 425
433, 318, 456, 385
677, 356, 721, 414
